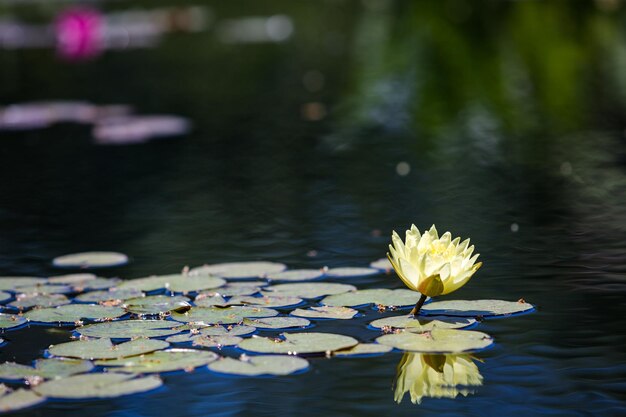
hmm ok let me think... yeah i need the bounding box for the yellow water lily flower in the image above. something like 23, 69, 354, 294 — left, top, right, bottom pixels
394, 352, 483, 404
387, 225, 482, 299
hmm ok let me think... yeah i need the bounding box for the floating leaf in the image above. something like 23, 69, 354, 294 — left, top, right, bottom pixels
369, 315, 476, 331
96, 349, 219, 373
77, 320, 183, 339
49, 338, 168, 360
166, 325, 256, 343
228, 295, 303, 309
75, 288, 144, 303
243, 317, 310, 330
33, 373, 161, 399
192, 335, 242, 347
0, 292, 11, 304
0, 359, 94, 381
47, 273, 96, 285
72, 277, 122, 291
200, 284, 264, 297
376, 328, 493, 353
321, 288, 419, 307
333, 343, 393, 357
190, 261, 286, 279
266, 269, 324, 282
291, 306, 358, 320
0, 388, 45, 413
0, 314, 27, 330
0, 277, 46, 292
369, 258, 392, 271
324, 267, 379, 278
420, 299, 535, 317
193, 294, 229, 307
208, 355, 309, 376
118, 274, 225, 293
13, 284, 73, 295
263, 283, 356, 299
8, 294, 70, 310
52, 252, 129, 269
123, 295, 191, 315
24, 304, 125, 324
238, 332, 358, 355
171, 306, 278, 325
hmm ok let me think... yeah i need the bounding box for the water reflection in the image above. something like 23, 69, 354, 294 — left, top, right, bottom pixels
394, 352, 483, 404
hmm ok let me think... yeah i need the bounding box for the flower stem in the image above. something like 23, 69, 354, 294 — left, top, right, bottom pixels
410, 294, 428, 316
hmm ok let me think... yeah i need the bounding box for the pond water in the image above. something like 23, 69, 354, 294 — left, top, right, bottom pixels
2, 1, 626, 416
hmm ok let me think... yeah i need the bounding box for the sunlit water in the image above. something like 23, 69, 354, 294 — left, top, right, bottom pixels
2, 1, 626, 416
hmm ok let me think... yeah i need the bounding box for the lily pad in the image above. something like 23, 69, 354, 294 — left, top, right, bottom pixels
376, 328, 493, 353
333, 343, 393, 357
263, 283, 356, 299
14, 284, 73, 295
47, 273, 97, 285
24, 304, 126, 324
0, 358, 94, 381
0, 277, 46, 292
0, 314, 27, 330
124, 295, 191, 315
96, 349, 219, 373
238, 332, 358, 355
52, 252, 129, 269
291, 306, 358, 320
208, 355, 309, 376
0, 292, 11, 303
420, 299, 535, 317
228, 295, 303, 309
75, 288, 144, 303
118, 274, 225, 293
8, 294, 70, 310
49, 338, 169, 360
171, 306, 278, 325
266, 269, 324, 282
243, 317, 311, 330
0, 388, 45, 413
192, 335, 243, 348
324, 267, 379, 278
190, 261, 286, 279
369, 258, 393, 271
76, 320, 183, 339
193, 294, 229, 307
165, 325, 256, 343
369, 315, 476, 331
321, 289, 420, 307
33, 373, 161, 399
200, 284, 264, 297
72, 277, 122, 291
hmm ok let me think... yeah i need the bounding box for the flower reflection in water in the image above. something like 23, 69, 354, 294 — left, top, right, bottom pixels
394, 352, 483, 404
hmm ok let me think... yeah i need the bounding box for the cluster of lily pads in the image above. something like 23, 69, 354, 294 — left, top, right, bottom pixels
0, 251, 534, 412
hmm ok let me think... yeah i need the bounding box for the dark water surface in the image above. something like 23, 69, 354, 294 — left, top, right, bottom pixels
2, 1, 626, 416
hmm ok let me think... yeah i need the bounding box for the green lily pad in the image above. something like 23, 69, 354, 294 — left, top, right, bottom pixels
321, 289, 420, 307
324, 267, 379, 278
166, 325, 256, 343
263, 283, 356, 299
171, 306, 278, 325
0, 314, 27, 330
199, 284, 263, 297
118, 274, 225, 293
49, 338, 169, 360
266, 269, 324, 282
420, 299, 535, 317
72, 277, 122, 291
52, 252, 129, 269
228, 295, 303, 309
0, 277, 46, 292
96, 349, 219, 373
14, 284, 73, 295
208, 355, 309, 376
8, 294, 70, 310
123, 295, 191, 315
47, 273, 96, 285
0, 358, 94, 381
0, 388, 45, 413
75, 288, 144, 303
33, 373, 161, 399
243, 317, 310, 330
24, 304, 126, 324
190, 261, 286, 279
193, 294, 229, 307
76, 320, 183, 339
333, 343, 393, 356
291, 306, 358, 320
0, 292, 11, 303
192, 335, 243, 348
238, 332, 358, 355
369, 258, 393, 271
376, 328, 493, 353
369, 315, 476, 331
